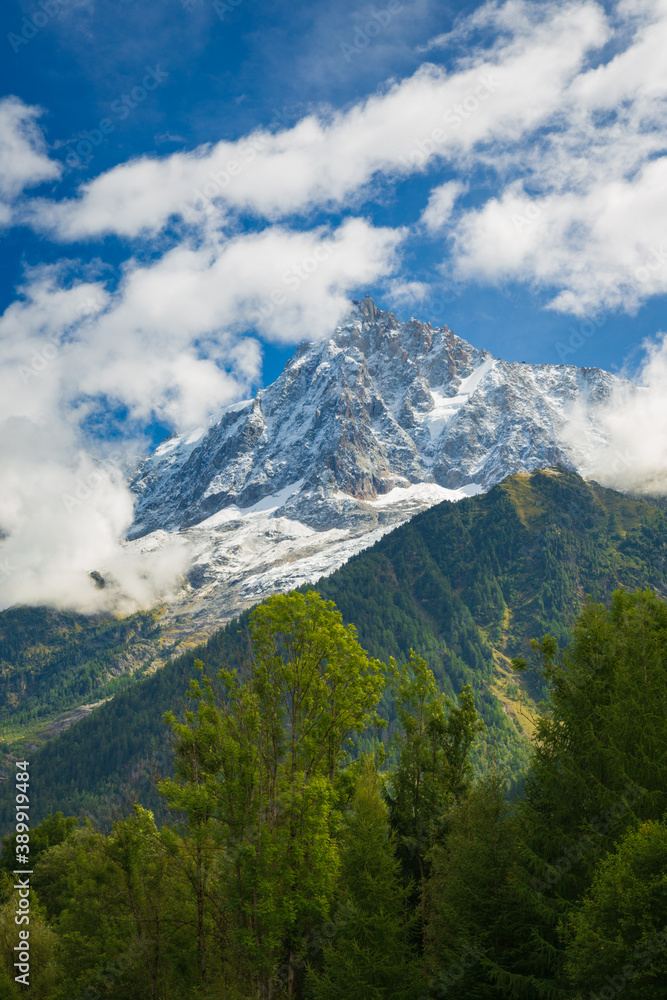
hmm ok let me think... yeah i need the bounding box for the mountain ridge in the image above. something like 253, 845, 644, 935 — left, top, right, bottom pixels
120, 296, 628, 641
131, 296, 621, 535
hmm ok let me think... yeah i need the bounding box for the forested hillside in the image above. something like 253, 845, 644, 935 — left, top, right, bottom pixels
0, 605, 165, 744
3, 467, 667, 825
1, 587, 666, 999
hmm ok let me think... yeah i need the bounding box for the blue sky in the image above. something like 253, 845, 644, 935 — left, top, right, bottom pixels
1, 0, 667, 609
2, 0, 666, 396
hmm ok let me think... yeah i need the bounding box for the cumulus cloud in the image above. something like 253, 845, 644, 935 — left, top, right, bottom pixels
420, 180, 466, 233
5, 1, 666, 326
0, 418, 189, 613
0, 219, 400, 427
3, 0, 667, 611
449, 0, 667, 315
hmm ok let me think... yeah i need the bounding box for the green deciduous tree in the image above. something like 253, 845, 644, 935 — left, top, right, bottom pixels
34, 809, 191, 1000
161, 590, 388, 998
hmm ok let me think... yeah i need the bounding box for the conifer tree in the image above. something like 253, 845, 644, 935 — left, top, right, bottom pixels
385, 651, 484, 944
306, 757, 423, 1000
425, 771, 517, 999
563, 818, 667, 999
491, 589, 667, 996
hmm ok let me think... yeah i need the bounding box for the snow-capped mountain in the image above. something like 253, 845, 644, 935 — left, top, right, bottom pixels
127, 297, 623, 639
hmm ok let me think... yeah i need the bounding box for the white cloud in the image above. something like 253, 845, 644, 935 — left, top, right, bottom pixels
0, 418, 189, 614
22, 2, 606, 239
20, 218, 400, 427
561, 333, 667, 494
420, 180, 466, 232
3, 0, 667, 612
5, 1, 665, 324
0, 96, 61, 224
448, 0, 667, 314
0, 218, 401, 610
385, 279, 432, 306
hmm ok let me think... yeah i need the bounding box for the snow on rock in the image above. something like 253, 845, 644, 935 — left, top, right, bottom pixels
125, 297, 630, 637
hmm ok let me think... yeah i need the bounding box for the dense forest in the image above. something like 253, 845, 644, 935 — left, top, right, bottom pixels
1, 585, 666, 999
3, 467, 667, 824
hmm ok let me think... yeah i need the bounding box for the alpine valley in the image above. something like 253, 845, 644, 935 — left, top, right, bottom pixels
1, 297, 663, 822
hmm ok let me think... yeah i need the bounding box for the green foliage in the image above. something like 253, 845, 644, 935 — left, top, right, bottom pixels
0, 811, 78, 883
385, 651, 484, 942
0, 888, 59, 998
5, 470, 667, 829
315, 468, 667, 772
306, 757, 423, 1000
32, 808, 198, 1000
0, 584, 663, 999
160, 591, 388, 997
5, 468, 667, 833
0, 605, 162, 732
425, 774, 518, 999
486, 589, 667, 997
563, 819, 667, 998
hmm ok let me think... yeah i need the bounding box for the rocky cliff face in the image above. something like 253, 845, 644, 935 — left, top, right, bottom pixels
124, 297, 624, 638
131, 296, 619, 537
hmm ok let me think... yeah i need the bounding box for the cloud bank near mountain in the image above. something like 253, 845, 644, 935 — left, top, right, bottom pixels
2, 0, 667, 610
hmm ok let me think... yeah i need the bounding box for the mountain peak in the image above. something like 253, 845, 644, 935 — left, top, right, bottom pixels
124, 303, 631, 634
359, 293, 379, 322
132, 302, 625, 539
